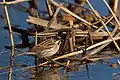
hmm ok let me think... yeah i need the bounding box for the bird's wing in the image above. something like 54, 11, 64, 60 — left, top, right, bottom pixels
29, 38, 56, 52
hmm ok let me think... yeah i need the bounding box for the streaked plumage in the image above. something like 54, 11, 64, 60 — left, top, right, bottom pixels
26, 38, 61, 58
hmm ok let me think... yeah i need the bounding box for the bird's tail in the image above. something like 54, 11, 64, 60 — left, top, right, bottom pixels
15, 52, 36, 57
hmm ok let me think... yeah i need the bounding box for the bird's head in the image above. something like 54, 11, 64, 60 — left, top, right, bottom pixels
55, 40, 61, 46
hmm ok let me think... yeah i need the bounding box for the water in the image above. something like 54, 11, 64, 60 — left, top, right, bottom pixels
0, 0, 120, 80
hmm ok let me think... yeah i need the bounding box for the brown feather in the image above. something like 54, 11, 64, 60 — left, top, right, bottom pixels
29, 38, 56, 52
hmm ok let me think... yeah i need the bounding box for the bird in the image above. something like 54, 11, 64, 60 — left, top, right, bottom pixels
26, 38, 61, 58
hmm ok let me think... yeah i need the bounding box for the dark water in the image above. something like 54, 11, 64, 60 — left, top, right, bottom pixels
0, 0, 120, 80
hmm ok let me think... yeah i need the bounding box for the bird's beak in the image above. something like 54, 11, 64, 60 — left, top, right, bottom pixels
55, 40, 61, 45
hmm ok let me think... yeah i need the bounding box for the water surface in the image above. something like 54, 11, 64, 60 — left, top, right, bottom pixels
0, 0, 120, 80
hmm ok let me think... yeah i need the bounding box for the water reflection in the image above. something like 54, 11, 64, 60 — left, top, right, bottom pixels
0, 0, 120, 80
31, 65, 86, 80
32, 68, 60, 80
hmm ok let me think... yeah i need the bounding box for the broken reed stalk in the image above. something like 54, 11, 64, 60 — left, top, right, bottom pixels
0, 0, 30, 5
47, 3, 63, 29
2, 0, 14, 80
109, 12, 119, 36
95, 16, 114, 32
109, 0, 118, 14
64, 60, 70, 74
99, 19, 120, 51
80, 32, 120, 60
44, 57, 75, 70
113, 0, 118, 14
49, 0, 92, 26
88, 31, 93, 44
85, 0, 120, 52
62, 32, 69, 52
69, 18, 73, 28
103, 0, 120, 30
68, 20, 74, 52
93, 16, 112, 32
69, 37, 73, 52
35, 31, 37, 46
37, 36, 120, 66
84, 30, 120, 61
2, 0, 14, 57
72, 31, 76, 48
35, 31, 38, 73
88, 50, 119, 62
46, 0, 53, 17
26, 16, 71, 30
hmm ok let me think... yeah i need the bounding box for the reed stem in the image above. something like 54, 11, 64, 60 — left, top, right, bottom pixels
103, 0, 120, 30
86, 0, 120, 52
2, 0, 14, 80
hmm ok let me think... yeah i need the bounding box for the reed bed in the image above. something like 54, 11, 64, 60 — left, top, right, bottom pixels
0, 0, 120, 79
